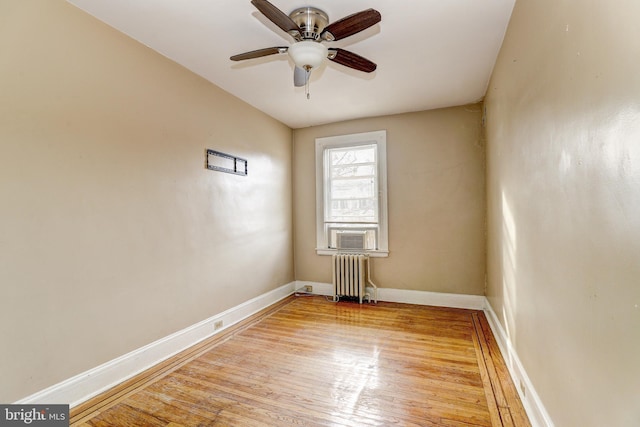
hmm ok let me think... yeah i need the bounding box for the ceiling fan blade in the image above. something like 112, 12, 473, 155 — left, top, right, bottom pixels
321, 9, 381, 41
294, 66, 307, 87
230, 47, 287, 61
328, 48, 377, 73
251, 0, 301, 39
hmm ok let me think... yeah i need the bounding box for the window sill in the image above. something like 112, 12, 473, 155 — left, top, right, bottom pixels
315, 249, 389, 258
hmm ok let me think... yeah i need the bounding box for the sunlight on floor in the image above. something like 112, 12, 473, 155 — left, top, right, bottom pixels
329, 345, 381, 423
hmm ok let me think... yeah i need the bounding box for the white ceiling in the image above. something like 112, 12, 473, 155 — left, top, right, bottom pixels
67, 0, 514, 129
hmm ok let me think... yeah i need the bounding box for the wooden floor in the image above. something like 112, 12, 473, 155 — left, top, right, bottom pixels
70, 296, 530, 427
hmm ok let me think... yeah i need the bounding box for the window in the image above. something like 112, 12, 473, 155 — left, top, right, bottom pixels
315, 130, 388, 256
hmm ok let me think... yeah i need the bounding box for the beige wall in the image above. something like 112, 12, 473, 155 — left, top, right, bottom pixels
485, 0, 640, 425
293, 107, 486, 295
0, 1, 293, 402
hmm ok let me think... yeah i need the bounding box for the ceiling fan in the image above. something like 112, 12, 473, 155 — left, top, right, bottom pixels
230, 0, 381, 90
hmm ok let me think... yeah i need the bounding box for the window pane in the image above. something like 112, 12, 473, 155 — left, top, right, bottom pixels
326, 144, 379, 224
330, 178, 375, 199
330, 145, 376, 166
331, 164, 376, 178
329, 199, 376, 222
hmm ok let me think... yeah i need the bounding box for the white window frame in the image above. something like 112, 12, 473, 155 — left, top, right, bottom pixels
315, 130, 389, 257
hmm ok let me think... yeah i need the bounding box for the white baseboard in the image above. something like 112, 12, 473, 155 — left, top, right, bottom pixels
377, 287, 486, 309
295, 281, 485, 310
294, 281, 334, 296
16, 282, 297, 407
482, 299, 554, 427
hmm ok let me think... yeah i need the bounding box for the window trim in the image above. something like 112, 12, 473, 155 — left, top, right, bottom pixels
315, 130, 389, 257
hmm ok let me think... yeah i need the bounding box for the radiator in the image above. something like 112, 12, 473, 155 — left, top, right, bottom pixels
332, 253, 378, 304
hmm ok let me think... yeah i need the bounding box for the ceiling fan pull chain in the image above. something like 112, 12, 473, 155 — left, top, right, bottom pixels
305, 67, 311, 100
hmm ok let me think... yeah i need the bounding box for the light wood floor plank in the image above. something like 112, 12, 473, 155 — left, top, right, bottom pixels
71, 296, 530, 426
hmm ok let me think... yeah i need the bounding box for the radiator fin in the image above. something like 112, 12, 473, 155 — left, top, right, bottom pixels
332, 254, 369, 304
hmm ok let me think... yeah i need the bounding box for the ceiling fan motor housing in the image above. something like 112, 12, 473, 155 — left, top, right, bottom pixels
289, 7, 329, 40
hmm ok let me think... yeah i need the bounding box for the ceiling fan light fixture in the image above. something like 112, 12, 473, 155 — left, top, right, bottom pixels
288, 40, 327, 70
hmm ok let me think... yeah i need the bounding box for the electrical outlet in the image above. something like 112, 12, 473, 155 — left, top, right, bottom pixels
304, 285, 313, 293
213, 320, 223, 331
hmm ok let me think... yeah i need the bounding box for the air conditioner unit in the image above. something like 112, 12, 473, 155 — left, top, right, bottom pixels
336, 231, 366, 251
